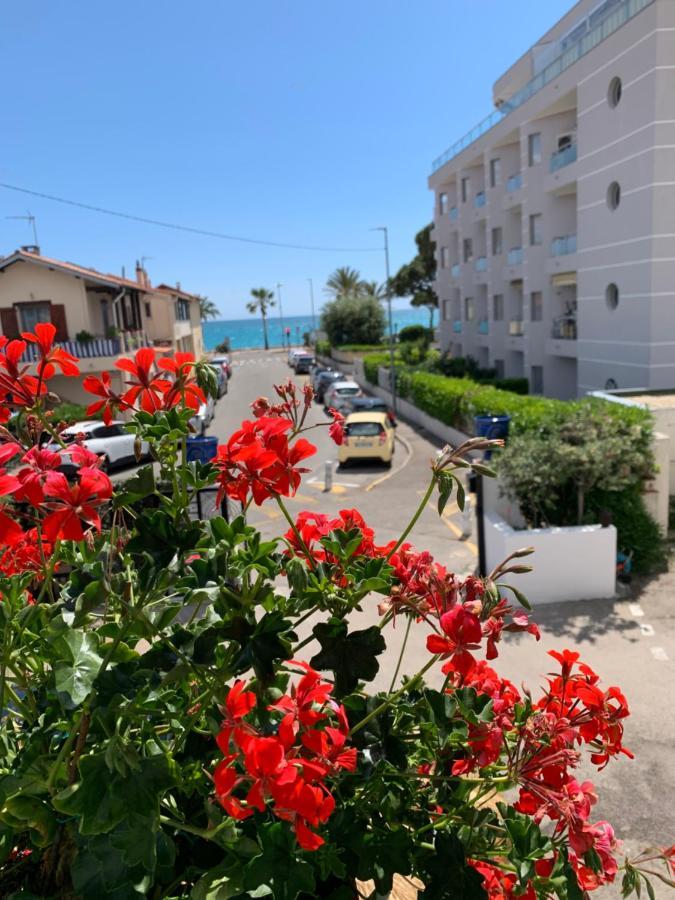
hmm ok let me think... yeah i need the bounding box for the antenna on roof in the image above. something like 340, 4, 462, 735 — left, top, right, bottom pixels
6, 210, 39, 251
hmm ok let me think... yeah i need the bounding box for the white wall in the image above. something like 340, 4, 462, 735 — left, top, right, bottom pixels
485, 511, 617, 604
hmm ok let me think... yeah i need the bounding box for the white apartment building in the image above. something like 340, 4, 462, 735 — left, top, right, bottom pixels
429, 0, 675, 399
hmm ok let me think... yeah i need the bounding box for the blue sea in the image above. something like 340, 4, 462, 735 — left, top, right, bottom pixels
203, 307, 435, 351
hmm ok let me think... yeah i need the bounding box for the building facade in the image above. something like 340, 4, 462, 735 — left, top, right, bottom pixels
429, 0, 675, 398
0, 248, 204, 403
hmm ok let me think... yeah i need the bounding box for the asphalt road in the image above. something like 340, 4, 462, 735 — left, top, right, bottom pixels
211, 350, 675, 898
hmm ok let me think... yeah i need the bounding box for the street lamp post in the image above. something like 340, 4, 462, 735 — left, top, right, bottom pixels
276, 283, 286, 349
372, 226, 396, 413
307, 278, 317, 331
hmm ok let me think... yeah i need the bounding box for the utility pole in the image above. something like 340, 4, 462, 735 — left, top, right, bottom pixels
307, 277, 317, 331
276, 283, 286, 348
371, 226, 396, 413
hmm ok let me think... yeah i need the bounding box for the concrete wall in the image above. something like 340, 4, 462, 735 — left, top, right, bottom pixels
485, 511, 617, 603
0, 263, 89, 337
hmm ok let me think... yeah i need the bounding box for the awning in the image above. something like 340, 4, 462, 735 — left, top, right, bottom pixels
551, 272, 577, 287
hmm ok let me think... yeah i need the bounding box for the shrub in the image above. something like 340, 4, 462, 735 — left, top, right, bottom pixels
320, 294, 385, 346
314, 339, 331, 358
363, 352, 390, 385
494, 377, 529, 395
214, 338, 231, 353
49, 402, 91, 424
398, 323, 431, 344
75, 329, 94, 343
398, 338, 429, 366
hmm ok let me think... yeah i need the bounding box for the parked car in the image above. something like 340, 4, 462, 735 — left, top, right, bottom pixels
337, 412, 395, 468
287, 348, 304, 367
190, 395, 216, 435
46, 421, 149, 474
211, 354, 232, 379
314, 370, 344, 402
342, 395, 396, 425
323, 380, 363, 413
293, 353, 315, 374
209, 363, 229, 397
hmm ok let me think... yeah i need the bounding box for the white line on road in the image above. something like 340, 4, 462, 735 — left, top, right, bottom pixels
306, 476, 360, 488
365, 433, 413, 492
628, 602, 645, 617
651, 647, 669, 661
639, 623, 655, 636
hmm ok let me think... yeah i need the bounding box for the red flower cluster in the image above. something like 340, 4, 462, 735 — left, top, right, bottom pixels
285, 508, 378, 563
84, 348, 205, 424
215, 417, 316, 506
0, 323, 79, 419
214, 663, 356, 850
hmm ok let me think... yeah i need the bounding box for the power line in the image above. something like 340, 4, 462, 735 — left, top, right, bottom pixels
0, 182, 380, 254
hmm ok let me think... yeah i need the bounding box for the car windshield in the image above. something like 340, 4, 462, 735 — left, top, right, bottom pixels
336, 387, 359, 396
345, 422, 384, 437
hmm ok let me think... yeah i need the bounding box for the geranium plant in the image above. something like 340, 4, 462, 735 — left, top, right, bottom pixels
0, 324, 672, 899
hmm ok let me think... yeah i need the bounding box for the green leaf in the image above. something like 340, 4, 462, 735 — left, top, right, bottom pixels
497, 582, 533, 611
229, 611, 295, 681
243, 822, 315, 900
310, 618, 386, 696
114, 465, 156, 507
54, 753, 175, 836
191, 865, 239, 900
436, 471, 453, 515
419, 833, 487, 900
53, 631, 103, 708
455, 475, 466, 512
70, 831, 151, 899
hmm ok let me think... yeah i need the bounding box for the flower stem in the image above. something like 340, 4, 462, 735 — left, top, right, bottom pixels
350, 655, 438, 736
387, 615, 413, 693
385, 476, 436, 561
274, 495, 317, 571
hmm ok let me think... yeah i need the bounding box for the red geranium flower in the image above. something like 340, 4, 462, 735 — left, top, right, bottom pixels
157, 352, 206, 412
0, 468, 22, 547
41, 469, 113, 541
116, 347, 170, 413
327, 408, 345, 445
22, 322, 79, 380
0, 337, 43, 408
83, 371, 128, 425
426, 604, 483, 677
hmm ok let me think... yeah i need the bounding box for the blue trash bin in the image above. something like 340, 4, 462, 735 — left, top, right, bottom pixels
186, 435, 219, 464
474, 414, 510, 458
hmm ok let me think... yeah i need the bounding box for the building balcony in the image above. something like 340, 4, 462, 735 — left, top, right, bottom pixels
551, 234, 577, 256
507, 247, 523, 266
451, 263, 461, 277
478, 318, 489, 335
453, 319, 462, 333
21, 330, 151, 362
506, 173, 522, 193
449, 206, 458, 221
550, 144, 577, 172
474, 256, 488, 272
474, 191, 486, 209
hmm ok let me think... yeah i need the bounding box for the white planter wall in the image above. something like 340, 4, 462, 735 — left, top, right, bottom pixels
484, 511, 617, 604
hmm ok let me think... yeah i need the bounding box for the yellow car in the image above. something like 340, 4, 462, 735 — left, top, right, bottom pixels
337, 412, 396, 467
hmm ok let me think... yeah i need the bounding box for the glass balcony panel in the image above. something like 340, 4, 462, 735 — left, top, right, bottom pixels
550, 144, 578, 172
478, 319, 489, 335
551, 234, 577, 256
506, 173, 523, 192
507, 247, 523, 266
474, 191, 486, 208
474, 256, 488, 272
453, 319, 462, 333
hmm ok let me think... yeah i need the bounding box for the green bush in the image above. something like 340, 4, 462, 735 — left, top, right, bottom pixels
363, 352, 391, 385
49, 402, 91, 424
315, 339, 331, 358
493, 377, 529, 395
214, 338, 231, 353
320, 294, 385, 346
589, 487, 666, 574
398, 324, 431, 344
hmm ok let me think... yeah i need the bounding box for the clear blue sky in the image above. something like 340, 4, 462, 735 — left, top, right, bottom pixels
0, 0, 572, 318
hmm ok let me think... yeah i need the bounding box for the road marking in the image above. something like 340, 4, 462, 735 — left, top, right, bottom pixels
651, 646, 669, 661
287, 491, 318, 505
306, 482, 347, 494
629, 603, 645, 617
640, 623, 655, 636
307, 476, 360, 488
364, 433, 413, 492
441, 515, 478, 555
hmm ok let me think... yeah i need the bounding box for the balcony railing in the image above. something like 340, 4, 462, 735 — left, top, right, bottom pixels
509, 319, 524, 336
478, 318, 489, 335
453, 320, 462, 333
21, 329, 149, 363
551, 234, 577, 256
506, 173, 522, 193
507, 247, 523, 266
451, 263, 461, 277
550, 143, 578, 172
449, 206, 458, 220
474, 256, 488, 272
552, 315, 577, 340
431, 0, 655, 172
474, 191, 486, 209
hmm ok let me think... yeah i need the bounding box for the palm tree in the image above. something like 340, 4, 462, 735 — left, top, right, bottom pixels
198, 296, 220, 321
361, 280, 386, 301
246, 288, 275, 350
325, 266, 364, 299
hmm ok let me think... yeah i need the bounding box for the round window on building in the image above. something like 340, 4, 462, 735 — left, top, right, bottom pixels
607, 181, 621, 211
606, 283, 619, 310
608, 77, 622, 108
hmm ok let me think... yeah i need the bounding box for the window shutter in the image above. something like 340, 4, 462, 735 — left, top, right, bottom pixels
49, 304, 68, 341
0, 307, 19, 339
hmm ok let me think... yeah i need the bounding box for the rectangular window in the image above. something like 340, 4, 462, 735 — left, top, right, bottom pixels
528, 132, 542, 166
176, 298, 190, 321
439, 192, 448, 215
491, 227, 503, 256
144, 301, 152, 318
442, 299, 452, 320
440, 246, 449, 268
18, 302, 51, 332
531, 365, 544, 394
530, 291, 543, 321
494, 358, 505, 379
489, 158, 501, 188
461, 176, 470, 203
492, 294, 504, 321
464, 297, 474, 321
463, 238, 473, 262
529, 213, 543, 246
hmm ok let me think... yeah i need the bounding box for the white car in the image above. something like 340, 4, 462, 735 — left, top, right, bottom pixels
287, 348, 304, 367
190, 396, 216, 435
323, 380, 363, 412
47, 421, 149, 473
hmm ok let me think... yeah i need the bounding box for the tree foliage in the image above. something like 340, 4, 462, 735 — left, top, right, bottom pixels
389, 224, 438, 328
320, 294, 386, 347
246, 287, 276, 350
198, 296, 221, 321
